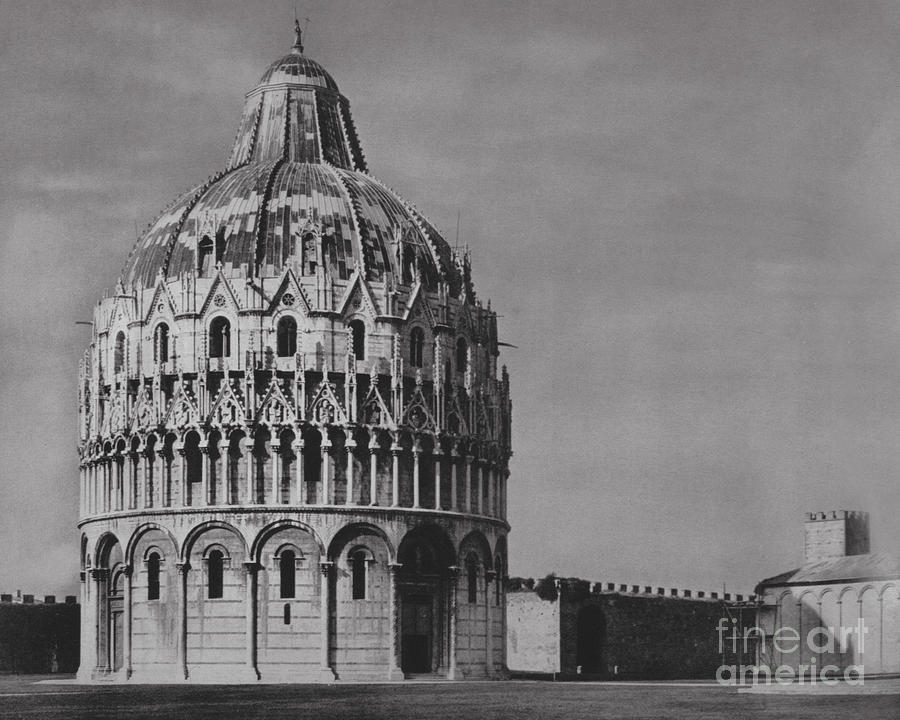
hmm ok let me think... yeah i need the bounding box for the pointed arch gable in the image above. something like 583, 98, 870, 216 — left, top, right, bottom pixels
207, 379, 247, 427
307, 379, 348, 426
199, 270, 242, 317
402, 281, 435, 328
256, 376, 296, 427
129, 384, 158, 431
163, 382, 201, 430
267, 267, 312, 316
360, 383, 396, 430
143, 276, 179, 325
336, 268, 380, 318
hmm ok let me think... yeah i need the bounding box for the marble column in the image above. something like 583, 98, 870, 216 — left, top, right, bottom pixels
200, 442, 210, 506
243, 437, 255, 504
433, 451, 442, 510
320, 442, 331, 505
388, 562, 403, 679
412, 448, 421, 508
391, 443, 401, 507
244, 561, 260, 680
369, 444, 379, 506
450, 452, 458, 512
318, 561, 336, 680
270, 442, 281, 505
123, 564, 133, 678
176, 561, 190, 680
447, 566, 459, 680
485, 569, 496, 678
345, 439, 356, 505
292, 437, 304, 504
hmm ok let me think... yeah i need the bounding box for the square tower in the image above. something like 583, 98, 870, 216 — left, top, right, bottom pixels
803, 510, 870, 564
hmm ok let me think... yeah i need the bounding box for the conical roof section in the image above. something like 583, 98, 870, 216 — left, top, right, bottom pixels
121, 25, 466, 297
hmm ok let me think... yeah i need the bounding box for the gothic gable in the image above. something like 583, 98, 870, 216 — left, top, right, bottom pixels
307, 379, 348, 426
336, 268, 380, 318
199, 270, 241, 317
256, 376, 296, 426
207, 379, 247, 428
267, 267, 312, 316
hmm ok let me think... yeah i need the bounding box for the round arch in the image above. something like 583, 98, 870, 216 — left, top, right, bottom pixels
326, 522, 395, 563
125, 522, 179, 566
458, 530, 493, 569
181, 520, 248, 562
250, 519, 325, 562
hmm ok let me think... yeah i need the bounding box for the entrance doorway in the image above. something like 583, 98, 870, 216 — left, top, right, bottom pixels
401, 595, 433, 673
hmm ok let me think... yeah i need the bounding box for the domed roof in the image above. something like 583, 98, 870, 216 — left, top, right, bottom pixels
120, 24, 466, 296
256, 52, 339, 92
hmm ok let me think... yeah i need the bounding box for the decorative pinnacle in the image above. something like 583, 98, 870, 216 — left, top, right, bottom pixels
292, 18, 304, 54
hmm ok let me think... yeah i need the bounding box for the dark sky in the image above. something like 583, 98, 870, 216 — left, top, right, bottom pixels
4, 0, 900, 597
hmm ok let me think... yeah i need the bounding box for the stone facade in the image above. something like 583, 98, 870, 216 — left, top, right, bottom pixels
76, 24, 511, 683
756, 510, 900, 678
506, 577, 756, 680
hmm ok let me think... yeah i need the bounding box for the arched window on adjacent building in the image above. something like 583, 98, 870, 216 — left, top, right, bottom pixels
410, 327, 425, 368
466, 553, 479, 604
349, 320, 366, 361
351, 549, 368, 600
114, 331, 126, 373
279, 550, 296, 599
198, 235, 214, 277
207, 549, 224, 599
277, 316, 297, 357
147, 552, 161, 601
154, 323, 169, 364
209, 317, 230, 358
456, 337, 468, 375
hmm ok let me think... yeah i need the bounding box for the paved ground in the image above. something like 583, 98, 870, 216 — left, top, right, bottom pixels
1, 676, 898, 720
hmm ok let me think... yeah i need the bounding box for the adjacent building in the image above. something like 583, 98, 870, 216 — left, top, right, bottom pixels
755, 511, 900, 678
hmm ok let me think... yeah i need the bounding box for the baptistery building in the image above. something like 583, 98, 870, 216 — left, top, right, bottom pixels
76, 25, 511, 683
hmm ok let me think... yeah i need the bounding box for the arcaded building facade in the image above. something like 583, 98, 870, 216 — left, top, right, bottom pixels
756, 511, 900, 677
76, 25, 511, 683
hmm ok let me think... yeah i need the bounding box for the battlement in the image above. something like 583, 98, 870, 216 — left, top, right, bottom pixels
506, 576, 755, 603
0, 591, 77, 605
805, 510, 868, 523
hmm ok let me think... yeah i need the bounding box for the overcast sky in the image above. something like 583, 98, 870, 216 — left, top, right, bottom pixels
4, 0, 900, 597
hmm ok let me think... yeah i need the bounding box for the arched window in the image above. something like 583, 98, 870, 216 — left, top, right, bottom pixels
410, 327, 425, 368
207, 549, 224, 599
456, 337, 468, 375
279, 550, 296, 599
147, 552, 160, 601
209, 317, 230, 358
154, 323, 169, 364
198, 235, 213, 277
277, 316, 297, 357
467, 556, 479, 604
351, 550, 367, 600
349, 320, 365, 361
114, 331, 126, 373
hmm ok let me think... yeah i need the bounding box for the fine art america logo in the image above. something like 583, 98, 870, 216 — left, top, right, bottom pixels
715, 617, 868, 686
